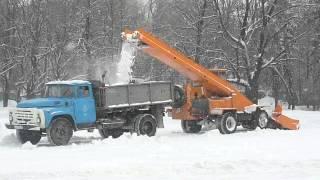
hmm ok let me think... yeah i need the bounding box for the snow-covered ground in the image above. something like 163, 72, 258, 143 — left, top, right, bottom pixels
0, 108, 320, 180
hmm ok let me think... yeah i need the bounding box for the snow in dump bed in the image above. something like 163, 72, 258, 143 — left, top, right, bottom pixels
0, 108, 320, 179
46, 80, 91, 85
109, 81, 171, 86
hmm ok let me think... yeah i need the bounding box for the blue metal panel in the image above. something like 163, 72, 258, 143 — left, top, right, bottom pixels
73, 85, 96, 126
43, 107, 76, 128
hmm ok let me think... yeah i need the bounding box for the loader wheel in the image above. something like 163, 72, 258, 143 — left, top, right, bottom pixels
181, 120, 202, 133
134, 114, 157, 136
47, 117, 73, 146
99, 129, 110, 139
16, 130, 41, 145
217, 112, 237, 134
257, 111, 269, 129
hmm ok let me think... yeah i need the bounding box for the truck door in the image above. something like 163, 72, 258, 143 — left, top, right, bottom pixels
74, 85, 96, 127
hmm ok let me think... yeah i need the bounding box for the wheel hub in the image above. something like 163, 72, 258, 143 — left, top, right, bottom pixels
258, 113, 268, 128
142, 121, 152, 134
226, 117, 236, 131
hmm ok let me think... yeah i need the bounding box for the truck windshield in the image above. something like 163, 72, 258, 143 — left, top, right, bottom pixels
44, 85, 74, 98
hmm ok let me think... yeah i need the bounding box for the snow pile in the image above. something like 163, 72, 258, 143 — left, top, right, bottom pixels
0, 108, 9, 142
0, 108, 320, 179
115, 42, 136, 84
0, 101, 16, 141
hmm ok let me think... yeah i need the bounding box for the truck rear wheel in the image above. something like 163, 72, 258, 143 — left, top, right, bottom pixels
16, 130, 41, 145
47, 117, 73, 146
99, 128, 124, 139
110, 129, 124, 138
99, 129, 109, 139
217, 112, 237, 134
134, 114, 157, 136
181, 120, 202, 133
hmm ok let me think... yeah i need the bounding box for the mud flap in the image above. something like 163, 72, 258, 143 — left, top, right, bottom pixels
272, 104, 300, 130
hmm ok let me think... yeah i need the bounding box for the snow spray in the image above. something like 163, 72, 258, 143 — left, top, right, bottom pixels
115, 42, 136, 83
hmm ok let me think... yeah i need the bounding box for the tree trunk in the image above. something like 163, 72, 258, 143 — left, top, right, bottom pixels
2, 75, 9, 107
194, 0, 207, 64
248, 75, 260, 104
84, 0, 93, 79
272, 70, 280, 107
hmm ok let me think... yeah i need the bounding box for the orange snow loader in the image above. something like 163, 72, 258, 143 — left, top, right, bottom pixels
122, 29, 299, 134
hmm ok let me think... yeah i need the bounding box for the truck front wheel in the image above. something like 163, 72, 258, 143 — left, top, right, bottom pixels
47, 118, 73, 146
134, 114, 157, 136
181, 120, 202, 133
16, 130, 41, 145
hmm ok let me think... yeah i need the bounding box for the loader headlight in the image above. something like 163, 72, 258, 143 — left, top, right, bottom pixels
9, 112, 13, 122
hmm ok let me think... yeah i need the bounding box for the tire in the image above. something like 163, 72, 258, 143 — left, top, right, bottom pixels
181, 120, 202, 133
257, 111, 269, 129
99, 128, 124, 139
172, 85, 186, 108
110, 129, 124, 138
134, 114, 157, 136
16, 130, 41, 145
99, 129, 109, 139
217, 112, 237, 134
47, 117, 73, 146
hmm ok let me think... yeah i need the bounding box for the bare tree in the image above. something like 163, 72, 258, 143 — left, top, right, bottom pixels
213, 0, 303, 103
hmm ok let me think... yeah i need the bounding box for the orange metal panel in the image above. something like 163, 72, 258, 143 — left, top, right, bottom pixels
172, 83, 202, 120
272, 104, 300, 130
209, 98, 234, 110
273, 114, 300, 130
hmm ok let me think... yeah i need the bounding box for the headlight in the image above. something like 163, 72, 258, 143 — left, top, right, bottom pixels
9, 112, 13, 122
36, 114, 41, 124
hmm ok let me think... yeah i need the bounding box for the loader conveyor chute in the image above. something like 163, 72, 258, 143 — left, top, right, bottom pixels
123, 29, 299, 130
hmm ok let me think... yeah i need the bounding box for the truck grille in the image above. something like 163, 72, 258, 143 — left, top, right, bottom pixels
13, 109, 36, 124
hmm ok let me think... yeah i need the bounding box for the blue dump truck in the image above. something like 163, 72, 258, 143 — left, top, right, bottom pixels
5, 80, 173, 145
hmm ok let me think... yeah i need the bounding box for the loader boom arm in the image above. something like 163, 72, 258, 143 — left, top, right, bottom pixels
124, 29, 253, 109
123, 29, 299, 130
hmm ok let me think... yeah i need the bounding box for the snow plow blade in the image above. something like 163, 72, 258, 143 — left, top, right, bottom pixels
272, 105, 300, 130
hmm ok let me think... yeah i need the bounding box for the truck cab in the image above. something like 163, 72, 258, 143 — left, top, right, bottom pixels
6, 80, 97, 145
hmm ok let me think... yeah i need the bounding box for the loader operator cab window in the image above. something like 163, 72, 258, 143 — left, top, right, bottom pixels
78, 86, 89, 98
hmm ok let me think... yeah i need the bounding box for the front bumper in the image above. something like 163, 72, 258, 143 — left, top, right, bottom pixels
8, 108, 45, 130
5, 123, 40, 131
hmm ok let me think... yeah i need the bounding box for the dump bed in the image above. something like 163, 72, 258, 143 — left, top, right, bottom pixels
94, 81, 173, 109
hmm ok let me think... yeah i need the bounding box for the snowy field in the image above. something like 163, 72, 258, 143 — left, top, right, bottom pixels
0, 107, 320, 180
